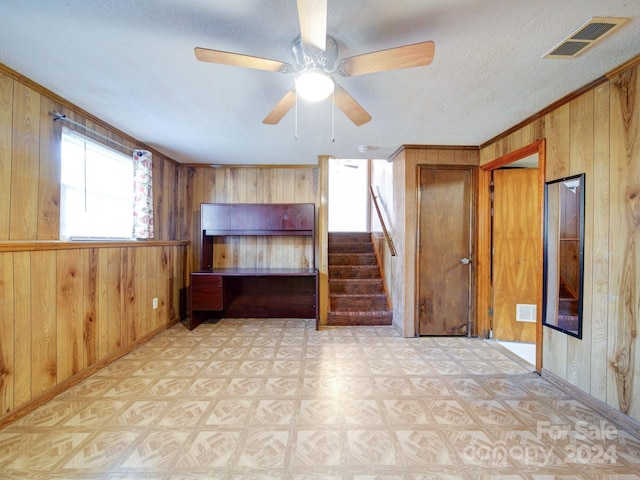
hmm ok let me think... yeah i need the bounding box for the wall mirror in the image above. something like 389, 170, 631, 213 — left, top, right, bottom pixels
543, 173, 584, 338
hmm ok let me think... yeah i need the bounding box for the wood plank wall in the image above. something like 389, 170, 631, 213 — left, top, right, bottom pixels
480, 64, 640, 422
0, 66, 182, 242
0, 244, 186, 420
0, 65, 187, 426
178, 166, 320, 275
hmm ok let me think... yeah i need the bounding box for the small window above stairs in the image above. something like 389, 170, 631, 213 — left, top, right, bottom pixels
327, 232, 393, 326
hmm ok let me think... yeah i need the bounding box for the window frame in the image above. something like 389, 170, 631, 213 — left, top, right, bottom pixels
59, 127, 136, 241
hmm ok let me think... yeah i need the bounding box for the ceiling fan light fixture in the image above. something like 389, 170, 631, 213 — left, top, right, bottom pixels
295, 69, 334, 102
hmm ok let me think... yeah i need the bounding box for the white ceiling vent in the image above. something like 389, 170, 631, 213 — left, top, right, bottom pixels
544, 17, 628, 59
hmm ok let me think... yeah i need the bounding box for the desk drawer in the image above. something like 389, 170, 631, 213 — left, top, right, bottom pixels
191, 274, 223, 310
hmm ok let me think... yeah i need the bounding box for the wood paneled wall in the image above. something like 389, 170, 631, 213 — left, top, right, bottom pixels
0, 66, 181, 242
178, 165, 320, 275
0, 65, 187, 426
480, 64, 640, 422
0, 243, 186, 421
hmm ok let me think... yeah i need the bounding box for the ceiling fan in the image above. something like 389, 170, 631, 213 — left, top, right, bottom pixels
194, 0, 435, 126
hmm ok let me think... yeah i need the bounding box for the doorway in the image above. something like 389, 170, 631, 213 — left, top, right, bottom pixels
492, 167, 539, 357
416, 166, 474, 336
477, 140, 545, 371
328, 159, 370, 232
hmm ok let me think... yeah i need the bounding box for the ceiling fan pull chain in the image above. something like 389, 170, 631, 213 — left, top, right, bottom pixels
294, 89, 299, 141
331, 88, 335, 142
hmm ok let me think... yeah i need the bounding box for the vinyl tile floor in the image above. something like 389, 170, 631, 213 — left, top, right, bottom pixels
1, 318, 639, 479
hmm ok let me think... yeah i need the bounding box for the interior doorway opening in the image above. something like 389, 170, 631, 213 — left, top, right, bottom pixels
477, 140, 546, 372
328, 158, 370, 232
491, 155, 539, 366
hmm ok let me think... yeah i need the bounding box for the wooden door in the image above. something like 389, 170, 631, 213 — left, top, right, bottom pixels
492, 168, 539, 343
417, 167, 473, 336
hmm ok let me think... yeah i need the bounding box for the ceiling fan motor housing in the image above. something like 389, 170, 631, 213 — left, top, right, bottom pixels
291, 35, 338, 73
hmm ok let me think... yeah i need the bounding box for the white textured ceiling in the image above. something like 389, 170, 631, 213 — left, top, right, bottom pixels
1, 1, 639, 165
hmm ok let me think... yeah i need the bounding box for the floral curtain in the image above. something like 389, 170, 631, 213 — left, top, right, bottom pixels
132, 149, 154, 239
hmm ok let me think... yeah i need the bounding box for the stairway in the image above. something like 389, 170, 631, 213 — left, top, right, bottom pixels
557, 279, 579, 331
327, 232, 393, 326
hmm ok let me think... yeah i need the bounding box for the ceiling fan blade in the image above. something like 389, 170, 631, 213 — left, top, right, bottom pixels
336, 41, 435, 77
263, 89, 296, 124
195, 47, 294, 73
297, 0, 327, 51
333, 84, 372, 126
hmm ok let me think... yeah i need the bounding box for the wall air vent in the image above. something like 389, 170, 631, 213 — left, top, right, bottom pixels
544, 17, 628, 59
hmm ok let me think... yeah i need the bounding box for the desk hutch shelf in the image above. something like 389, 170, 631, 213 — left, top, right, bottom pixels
189, 203, 318, 330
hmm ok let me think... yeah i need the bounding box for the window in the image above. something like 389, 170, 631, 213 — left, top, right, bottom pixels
60, 128, 134, 239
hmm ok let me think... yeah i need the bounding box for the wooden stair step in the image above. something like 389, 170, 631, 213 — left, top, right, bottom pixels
329, 243, 375, 254
329, 265, 380, 279
330, 294, 389, 310
328, 253, 377, 266
329, 279, 384, 294
327, 232, 392, 326
328, 232, 371, 243
326, 310, 393, 326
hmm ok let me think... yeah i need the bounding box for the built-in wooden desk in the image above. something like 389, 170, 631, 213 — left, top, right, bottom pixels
189, 203, 318, 330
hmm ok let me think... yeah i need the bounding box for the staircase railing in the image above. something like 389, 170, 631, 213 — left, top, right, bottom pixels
369, 185, 397, 257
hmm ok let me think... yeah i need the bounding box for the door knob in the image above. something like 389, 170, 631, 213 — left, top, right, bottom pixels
460, 257, 471, 265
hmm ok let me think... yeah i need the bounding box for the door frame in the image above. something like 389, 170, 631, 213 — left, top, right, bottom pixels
476, 139, 546, 372
415, 164, 476, 336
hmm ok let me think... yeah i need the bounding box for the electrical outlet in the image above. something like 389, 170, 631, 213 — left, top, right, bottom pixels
152, 297, 158, 309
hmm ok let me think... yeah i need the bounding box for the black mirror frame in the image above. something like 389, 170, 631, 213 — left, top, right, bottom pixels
542, 173, 585, 339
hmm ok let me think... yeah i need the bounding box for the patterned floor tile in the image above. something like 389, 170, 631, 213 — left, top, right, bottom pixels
62, 399, 128, 427
61, 430, 138, 470
157, 400, 210, 427
478, 376, 531, 398
165, 360, 207, 377
393, 429, 454, 465
336, 376, 374, 397
202, 360, 242, 376
300, 376, 339, 397
252, 399, 296, 425
104, 377, 155, 397
204, 398, 253, 426
146, 378, 193, 397
408, 376, 452, 396
342, 399, 384, 425
109, 400, 170, 427
292, 429, 342, 466
460, 399, 523, 427
176, 429, 241, 468
60, 377, 120, 398
0, 431, 58, 468
373, 377, 413, 396
237, 429, 290, 468
298, 399, 340, 425
270, 360, 303, 375
186, 377, 229, 396
431, 360, 467, 376
383, 399, 429, 424
423, 399, 477, 426
346, 429, 398, 466
120, 429, 189, 469
224, 377, 265, 396
236, 360, 271, 375
1, 318, 638, 478
368, 359, 403, 376
11, 398, 78, 427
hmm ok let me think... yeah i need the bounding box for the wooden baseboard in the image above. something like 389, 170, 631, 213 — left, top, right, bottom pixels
0, 319, 180, 430
541, 368, 640, 441
488, 340, 640, 440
